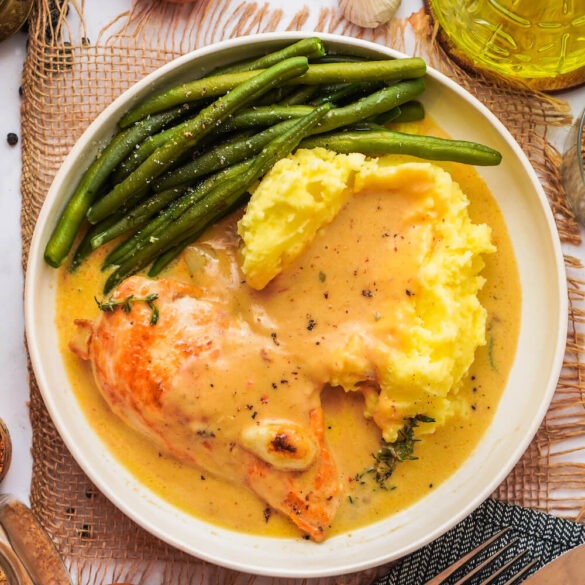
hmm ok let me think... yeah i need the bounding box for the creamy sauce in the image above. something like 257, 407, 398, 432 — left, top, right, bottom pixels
55, 123, 521, 539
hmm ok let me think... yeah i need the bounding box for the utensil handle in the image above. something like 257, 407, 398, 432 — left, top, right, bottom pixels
0, 495, 72, 585
0, 525, 34, 585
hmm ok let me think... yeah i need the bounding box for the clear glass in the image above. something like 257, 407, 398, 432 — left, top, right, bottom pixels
428, 0, 585, 90
561, 109, 585, 225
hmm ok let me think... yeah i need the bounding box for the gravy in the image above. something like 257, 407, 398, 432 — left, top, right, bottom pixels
55, 140, 521, 538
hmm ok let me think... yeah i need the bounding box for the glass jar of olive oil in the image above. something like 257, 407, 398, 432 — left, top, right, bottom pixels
427, 0, 585, 90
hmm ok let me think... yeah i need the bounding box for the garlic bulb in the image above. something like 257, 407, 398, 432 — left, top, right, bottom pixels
340, 0, 402, 28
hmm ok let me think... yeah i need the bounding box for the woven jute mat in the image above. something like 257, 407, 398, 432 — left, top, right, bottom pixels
18, 1, 585, 583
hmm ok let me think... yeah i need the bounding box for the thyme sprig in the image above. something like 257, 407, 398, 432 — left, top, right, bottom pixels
95, 293, 160, 325
355, 414, 434, 490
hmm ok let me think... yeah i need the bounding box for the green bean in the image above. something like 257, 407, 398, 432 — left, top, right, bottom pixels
312, 79, 425, 134
120, 58, 427, 127
299, 130, 502, 166
119, 71, 259, 128
115, 103, 307, 184
110, 120, 210, 184
389, 100, 425, 123
309, 82, 381, 106
103, 104, 331, 293
103, 161, 253, 269
241, 58, 428, 85
103, 166, 246, 278
154, 81, 423, 193
223, 79, 424, 133
314, 54, 369, 63
89, 56, 310, 225
69, 214, 121, 272
145, 186, 246, 275
43, 104, 195, 268
211, 37, 326, 75
153, 119, 298, 192
278, 86, 318, 106
113, 90, 401, 212
226, 106, 313, 130
369, 101, 425, 127
147, 206, 239, 276
111, 102, 214, 183
343, 122, 387, 132
111, 134, 179, 184
369, 107, 401, 125
251, 86, 295, 106
147, 241, 189, 276
90, 187, 185, 249
113, 184, 152, 222
136, 39, 322, 132
69, 229, 97, 272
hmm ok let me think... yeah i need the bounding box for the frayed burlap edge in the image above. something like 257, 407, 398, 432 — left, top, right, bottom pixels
19, 1, 585, 584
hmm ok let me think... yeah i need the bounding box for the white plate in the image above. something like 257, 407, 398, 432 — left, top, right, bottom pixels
24, 32, 567, 578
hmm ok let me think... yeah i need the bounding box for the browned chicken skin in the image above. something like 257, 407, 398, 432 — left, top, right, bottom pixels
70, 275, 341, 541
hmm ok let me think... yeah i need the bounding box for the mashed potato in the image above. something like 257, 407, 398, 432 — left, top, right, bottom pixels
351, 159, 495, 439
238, 148, 495, 442
238, 148, 371, 290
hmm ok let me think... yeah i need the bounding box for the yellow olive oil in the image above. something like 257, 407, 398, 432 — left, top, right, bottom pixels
428, 0, 585, 90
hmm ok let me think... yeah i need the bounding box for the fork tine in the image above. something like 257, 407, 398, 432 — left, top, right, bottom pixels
494, 557, 540, 585
450, 538, 520, 585
424, 528, 511, 585
478, 549, 529, 584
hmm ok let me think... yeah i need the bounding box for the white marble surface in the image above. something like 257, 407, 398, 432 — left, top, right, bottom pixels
0, 29, 31, 503
0, 0, 584, 523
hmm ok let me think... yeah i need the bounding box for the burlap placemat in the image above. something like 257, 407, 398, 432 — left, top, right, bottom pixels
18, 1, 585, 583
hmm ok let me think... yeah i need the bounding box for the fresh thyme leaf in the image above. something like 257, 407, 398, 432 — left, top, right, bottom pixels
355, 414, 435, 490
121, 296, 134, 313
145, 293, 160, 325
94, 296, 116, 312
413, 414, 434, 423
95, 293, 160, 326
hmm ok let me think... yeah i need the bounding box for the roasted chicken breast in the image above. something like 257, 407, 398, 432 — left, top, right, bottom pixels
70, 275, 341, 541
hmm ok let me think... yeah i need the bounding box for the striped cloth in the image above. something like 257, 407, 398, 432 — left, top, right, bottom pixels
375, 499, 585, 585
